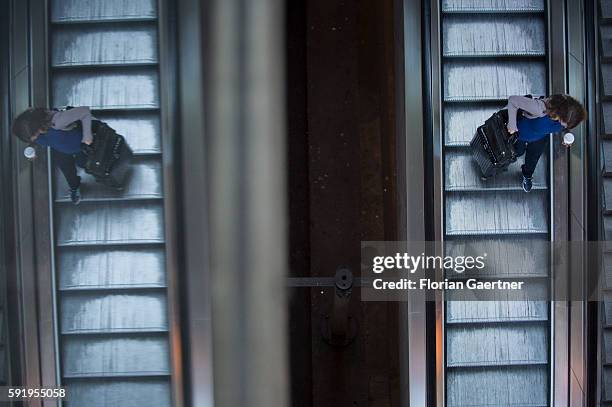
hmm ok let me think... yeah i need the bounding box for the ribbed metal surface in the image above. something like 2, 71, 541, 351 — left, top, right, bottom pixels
62, 335, 170, 377
603, 64, 612, 97
445, 192, 548, 235
65, 379, 171, 406
55, 203, 164, 245
446, 366, 548, 407
606, 217, 612, 241
446, 300, 549, 324
61, 292, 168, 333
600, 2, 612, 403
604, 367, 612, 402
443, 15, 545, 56
444, 104, 504, 146
446, 324, 548, 367
445, 150, 547, 191
49, 1, 171, 404
445, 237, 550, 277
442, 0, 544, 13
440, 2, 550, 405
602, 103, 612, 134
443, 61, 546, 101
605, 178, 612, 214
52, 25, 158, 67
55, 158, 163, 202
51, 0, 156, 23
604, 0, 612, 20
605, 254, 612, 290
604, 141, 612, 176
53, 69, 159, 110
57, 247, 166, 290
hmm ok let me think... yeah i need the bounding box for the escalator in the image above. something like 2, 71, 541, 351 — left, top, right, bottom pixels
438, 1, 551, 405
598, 0, 612, 403
48, 0, 173, 405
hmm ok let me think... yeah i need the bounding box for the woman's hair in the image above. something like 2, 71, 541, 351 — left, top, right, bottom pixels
545, 94, 587, 129
11, 107, 52, 143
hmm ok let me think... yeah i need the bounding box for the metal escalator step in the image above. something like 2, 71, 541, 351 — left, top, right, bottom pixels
442, 0, 544, 13
444, 104, 504, 146
604, 330, 612, 365
53, 68, 159, 110
606, 217, 612, 241
604, 141, 612, 176
63, 378, 171, 407
444, 60, 546, 102
604, 0, 612, 20
62, 335, 170, 378
91, 112, 161, 154
60, 286, 167, 293
61, 292, 168, 334
51, 0, 157, 24
445, 149, 547, 191
605, 179, 612, 214
52, 24, 158, 67
55, 201, 165, 246
443, 15, 545, 57
446, 365, 548, 407
604, 299, 612, 327
445, 191, 548, 235
57, 246, 166, 290
446, 324, 548, 367
603, 65, 612, 99
446, 300, 548, 323
605, 254, 612, 290
605, 366, 612, 402
62, 329, 168, 336
54, 157, 163, 202
603, 27, 612, 62
603, 103, 612, 135
444, 237, 549, 278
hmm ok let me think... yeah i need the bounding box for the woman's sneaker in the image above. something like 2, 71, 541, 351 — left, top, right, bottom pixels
70, 187, 82, 205
522, 175, 533, 192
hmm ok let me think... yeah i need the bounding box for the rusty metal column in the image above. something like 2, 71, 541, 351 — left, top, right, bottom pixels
204, 1, 289, 407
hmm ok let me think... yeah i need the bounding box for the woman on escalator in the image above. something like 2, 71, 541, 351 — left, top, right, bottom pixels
506, 94, 587, 192
11, 106, 94, 205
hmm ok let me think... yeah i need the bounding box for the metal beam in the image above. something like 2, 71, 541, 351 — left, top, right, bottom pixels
203, 0, 288, 406
549, 0, 571, 405
176, 0, 214, 405
177, 0, 289, 405
395, 0, 429, 406
158, 0, 185, 405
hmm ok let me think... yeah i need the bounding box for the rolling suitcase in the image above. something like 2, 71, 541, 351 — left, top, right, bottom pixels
470, 109, 518, 179
83, 120, 133, 189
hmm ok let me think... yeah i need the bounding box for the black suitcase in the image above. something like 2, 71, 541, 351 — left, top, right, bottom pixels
470, 109, 518, 179
83, 120, 133, 189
